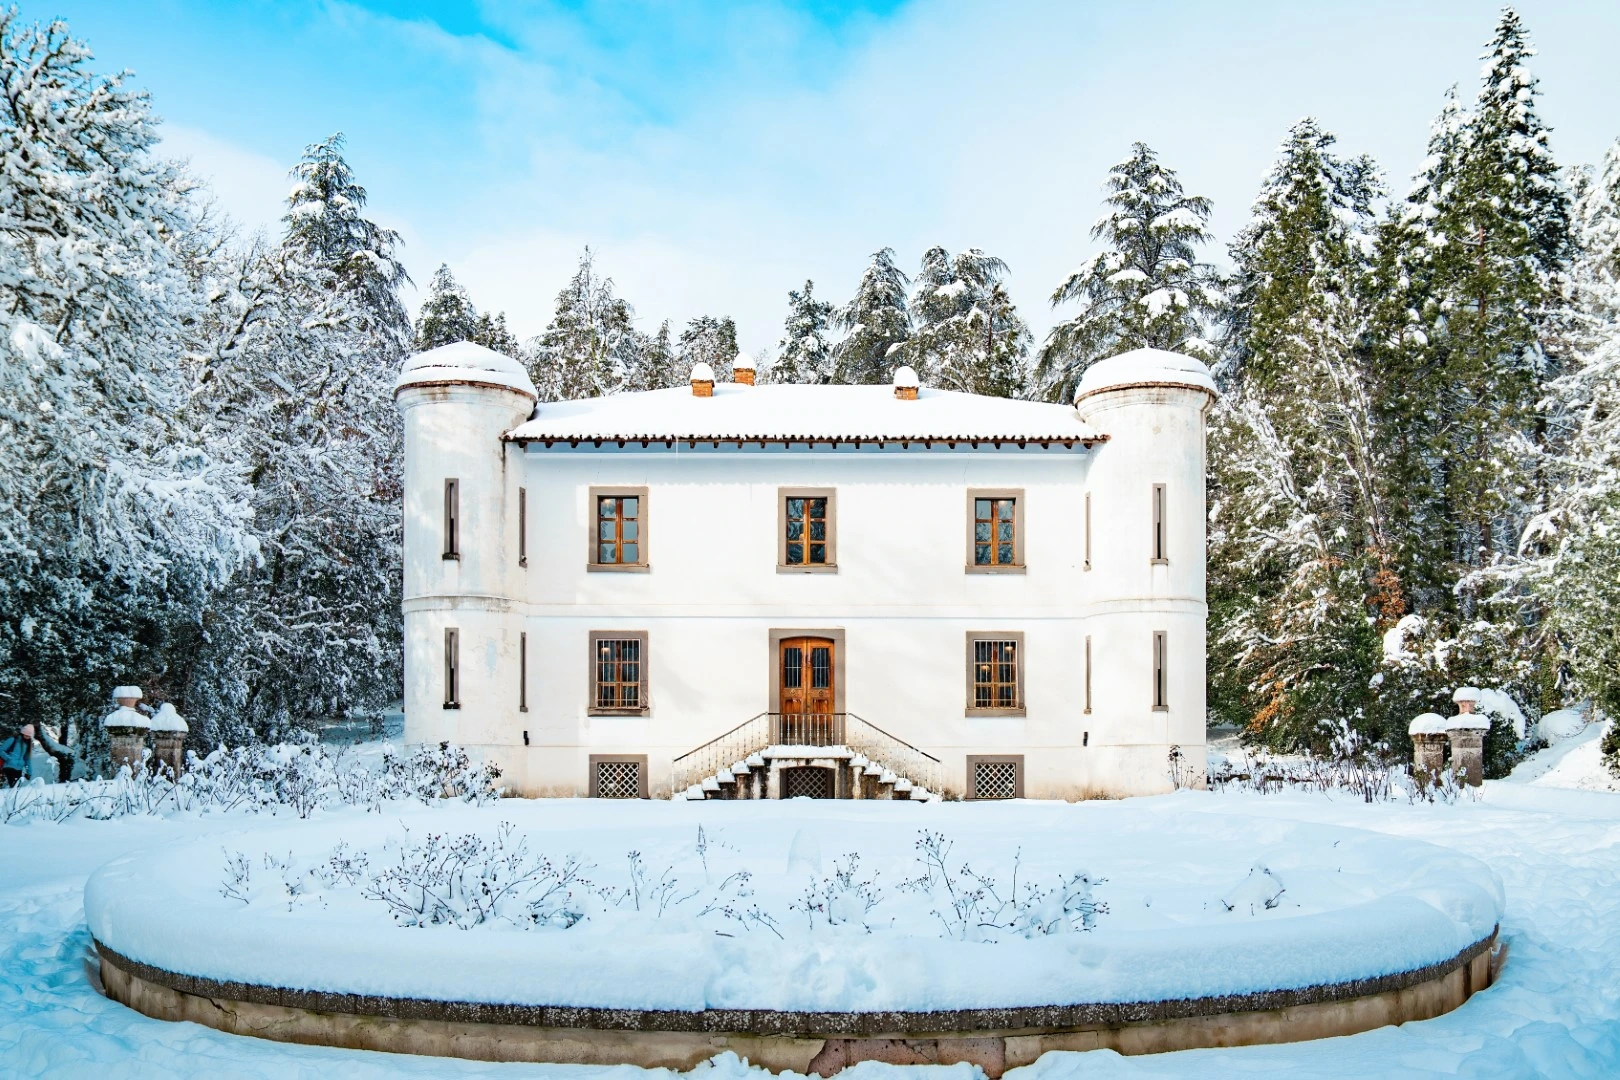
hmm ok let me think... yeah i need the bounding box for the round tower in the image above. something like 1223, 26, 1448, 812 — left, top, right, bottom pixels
395, 343, 537, 773
1071, 348, 1216, 793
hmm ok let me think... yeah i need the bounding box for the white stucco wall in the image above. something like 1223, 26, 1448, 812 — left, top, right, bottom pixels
399, 375, 1211, 801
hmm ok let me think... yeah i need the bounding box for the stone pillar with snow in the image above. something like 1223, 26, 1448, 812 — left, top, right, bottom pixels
1446, 687, 1490, 786
104, 686, 150, 774
148, 703, 188, 778
1408, 712, 1450, 785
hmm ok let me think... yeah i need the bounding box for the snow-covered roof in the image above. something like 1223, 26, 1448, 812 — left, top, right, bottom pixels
1409, 713, 1450, 736
395, 342, 536, 400
506, 383, 1104, 447
1073, 347, 1217, 404
149, 703, 187, 734
104, 705, 149, 730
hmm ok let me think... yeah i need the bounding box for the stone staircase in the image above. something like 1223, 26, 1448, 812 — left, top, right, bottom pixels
672, 713, 940, 801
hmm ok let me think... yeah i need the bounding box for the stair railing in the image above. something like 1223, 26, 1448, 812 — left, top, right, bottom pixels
670, 712, 772, 794
844, 712, 941, 796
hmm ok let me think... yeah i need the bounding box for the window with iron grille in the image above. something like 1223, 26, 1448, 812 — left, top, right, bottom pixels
783, 766, 834, 799
970, 758, 1022, 800
596, 495, 641, 565
966, 632, 1024, 714
781, 492, 834, 568
589, 631, 648, 714
594, 759, 642, 799
967, 489, 1024, 571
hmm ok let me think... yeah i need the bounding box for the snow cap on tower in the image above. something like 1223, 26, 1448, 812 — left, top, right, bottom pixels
395, 341, 537, 401
1072, 347, 1216, 406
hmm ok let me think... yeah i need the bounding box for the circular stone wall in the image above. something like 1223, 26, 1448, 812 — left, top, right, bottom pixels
86, 799, 1503, 1074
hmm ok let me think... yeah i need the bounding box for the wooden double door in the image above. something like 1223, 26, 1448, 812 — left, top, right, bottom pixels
778, 636, 838, 746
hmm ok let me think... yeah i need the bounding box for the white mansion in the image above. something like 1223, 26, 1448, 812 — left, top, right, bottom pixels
396, 342, 1215, 801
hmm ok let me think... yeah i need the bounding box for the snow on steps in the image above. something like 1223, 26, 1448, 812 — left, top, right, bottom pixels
682, 744, 934, 801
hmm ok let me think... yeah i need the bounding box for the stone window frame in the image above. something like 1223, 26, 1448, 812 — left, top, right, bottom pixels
964, 630, 1026, 717
965, 488, 1026, 573
776, 488, 838, 573
587, 486, 650, 572
588, 630, 650, 716
518, 486, 528, 568
1153, 630, 1169, 712
1083, 491, 1092, 572
588, 754, 650, 799
1151, 483, 1168, 565
443, 627, 461, 709
443, 479, 460, 561
966, 754, 1025, 800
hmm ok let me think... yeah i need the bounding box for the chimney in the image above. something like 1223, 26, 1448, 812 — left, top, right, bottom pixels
1452, 686, 1481, 715
893, 364, 919, 401
690, 362, 715, 397
733, 353, 756, 386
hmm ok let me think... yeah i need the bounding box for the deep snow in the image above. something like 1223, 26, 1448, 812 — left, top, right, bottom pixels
3, 761, 1619, 1076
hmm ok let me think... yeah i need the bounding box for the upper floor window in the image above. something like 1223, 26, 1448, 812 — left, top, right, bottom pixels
967, 489, 1024, 571
518, 486, 528, 567
443, 479, 460, 560
966, 631, 1025, 715
778, 489, 836, 571
1153, 630, 1168, 710
588, 487, 648, 571
1152, 483, 1167, 564
1084, 492, 1092, 571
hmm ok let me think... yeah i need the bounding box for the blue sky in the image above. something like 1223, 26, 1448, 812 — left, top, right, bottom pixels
42, 0, 1620, 355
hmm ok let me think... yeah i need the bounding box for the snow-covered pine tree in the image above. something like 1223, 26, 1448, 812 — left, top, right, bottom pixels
1036, 143, 1219, 403
0, 12, 251, 732
470, 310, 521, 358
414, 264, 479, 351
773, 280, 835, 384
906, 247, 1032, 397
528, 249, 637, 401
679, 315, 739, 382
284, 133, 412, 357
832, 248, 911, 384
624, 320, 680, 391
1208, 118, 1396, 749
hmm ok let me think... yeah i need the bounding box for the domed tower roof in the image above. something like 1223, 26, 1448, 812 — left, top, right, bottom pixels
1073, 347, 1216, 406
395, 341, 537, 400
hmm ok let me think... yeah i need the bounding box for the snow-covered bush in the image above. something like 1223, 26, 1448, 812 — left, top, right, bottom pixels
790, 854, 884, 931
900, 830, 1107, 941
1218, 863, 1286, 915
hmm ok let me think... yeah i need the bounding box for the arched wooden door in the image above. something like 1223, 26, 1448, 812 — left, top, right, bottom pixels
778, 636, 837, 745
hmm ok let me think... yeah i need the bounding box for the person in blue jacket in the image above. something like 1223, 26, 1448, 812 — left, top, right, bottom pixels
1, 723, 35, 786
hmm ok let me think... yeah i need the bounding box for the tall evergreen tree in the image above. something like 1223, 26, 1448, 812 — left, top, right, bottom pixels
470, 310, 521, 358
625, 320, 680, 391
528, 249, 638, 401
907, 247, 1032, 397
679, 315, 739, 381
832, 248, 911, 384
773, 280, 834, 384
1037, 143, 1219, 403
413, 264, 479, 351
284, 133, 411, 355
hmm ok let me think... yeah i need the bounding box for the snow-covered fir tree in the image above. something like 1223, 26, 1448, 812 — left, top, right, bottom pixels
1037, 143, 1219, 402
0, 13, 251, 731
906, 247, 1032, 397
414, 264, 479, 351
469, 310, 521, 358
527, 249, 639, 400
1208, 118, 1394, 748
284, 133, 412, 356
679, 315, 739, 382
832, 248, 911, 384
625, 320, 680, 392
773, 280, 835, 384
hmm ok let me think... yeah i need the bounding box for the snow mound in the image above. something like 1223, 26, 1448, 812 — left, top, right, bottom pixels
396, 341, 536, 399
1538, 708, 1587, 742
1072, 347, 1216, 404
1409, 712, 1450, 736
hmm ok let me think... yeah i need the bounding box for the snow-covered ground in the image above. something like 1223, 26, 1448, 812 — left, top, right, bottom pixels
4, 739, 1620, 1077
1506, 720, 1620, 794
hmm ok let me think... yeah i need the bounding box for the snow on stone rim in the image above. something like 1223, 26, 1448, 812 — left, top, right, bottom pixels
395, 341, 537, 399
84, 798, 1500, 1014
1073, 346, 1217, 404
505, 383, 1103, 444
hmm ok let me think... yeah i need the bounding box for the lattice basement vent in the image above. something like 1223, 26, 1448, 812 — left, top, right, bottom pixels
595, 760, 641, 799
783, 766, 834, 799
973, 760, 1018, 800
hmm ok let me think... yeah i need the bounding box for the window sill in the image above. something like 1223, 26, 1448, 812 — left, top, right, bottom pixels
442, 553, 461, 562
777, 564, 838, 574
587, 563, 651, 573
519, 558, 528, 568
1150, 558, 1169, 566
1152, 707, 1169, 713
965, 564, 1027, 575
443, 702, 461, 710
588, 708, 650, 717
966, 707, 1027, 718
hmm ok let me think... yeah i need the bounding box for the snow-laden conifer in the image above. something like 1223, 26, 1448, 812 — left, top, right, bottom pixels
1036, 143, 1218, 402
679, 315, 739, 383
832, 248, 910, 384
906, 248, 1032, 397
414, 264, 479, 352
773, 280, 834, 384
527, 249, 638, 400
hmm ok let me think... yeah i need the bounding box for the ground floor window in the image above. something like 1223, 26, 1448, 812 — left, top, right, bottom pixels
589, 755, 648, 798
967, 755, 1023, 800
589, 631, 648, 715
966, 632, 1025, 715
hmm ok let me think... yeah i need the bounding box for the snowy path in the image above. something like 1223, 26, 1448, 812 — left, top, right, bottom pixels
3, 786, 1619, 1078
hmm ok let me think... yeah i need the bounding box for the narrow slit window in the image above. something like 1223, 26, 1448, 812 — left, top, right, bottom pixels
443, 479, 460, 559
444, 628, 460, 708
1084, 635, 1092, 714
1152, 483, 1167, 563
519, 631, 528, 712
1153, 631, 1167, 711
518, 487, 527, 567
1084, 492, 1092, 571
